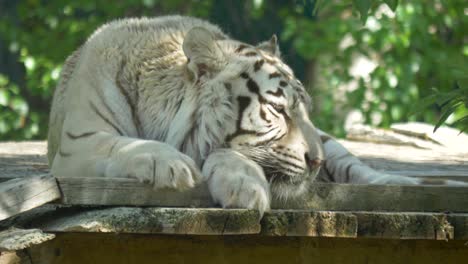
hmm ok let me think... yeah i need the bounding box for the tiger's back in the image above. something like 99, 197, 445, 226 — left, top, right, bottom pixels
48, 16, 228, 165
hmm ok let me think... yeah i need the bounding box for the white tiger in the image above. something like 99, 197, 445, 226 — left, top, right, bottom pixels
47, 16, 456, 215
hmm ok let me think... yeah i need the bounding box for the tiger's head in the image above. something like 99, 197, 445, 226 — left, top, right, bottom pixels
183, 27, 325, 199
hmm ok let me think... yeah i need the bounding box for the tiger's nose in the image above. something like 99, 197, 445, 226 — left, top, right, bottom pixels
304, 153, 323, 170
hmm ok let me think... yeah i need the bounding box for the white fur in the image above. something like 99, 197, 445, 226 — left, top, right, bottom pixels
48, 16, 463, 215
48, 16, 229, 191
203, 149, 271, 216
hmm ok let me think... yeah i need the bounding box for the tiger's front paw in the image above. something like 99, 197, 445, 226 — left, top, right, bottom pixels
210, 172, 271, 216
105, 144, 202, 191
203, 151, 271, 216
128, 152, 201, 190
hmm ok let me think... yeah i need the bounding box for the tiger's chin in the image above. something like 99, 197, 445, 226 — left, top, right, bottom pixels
267, 167, 321, 202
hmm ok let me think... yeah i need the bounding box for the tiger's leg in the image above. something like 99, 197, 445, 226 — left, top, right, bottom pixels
52, 129, 202, 191
202, 149, 271, 215
316, 130, 422, 185
316, 130, 468, 185
50, 63, 203, 191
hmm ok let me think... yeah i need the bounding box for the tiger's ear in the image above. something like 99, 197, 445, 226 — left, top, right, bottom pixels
257, 34, 280, 56
183, 27, 225, 78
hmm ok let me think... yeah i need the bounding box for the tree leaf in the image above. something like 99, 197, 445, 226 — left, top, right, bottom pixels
449, 115, 468, 134
434, 104, 461, 132
450, 115, 468, 127
409, 93, 438, 115
303, 0, 316, 18
353, 0, 373, 23
383, 0, 399, 11
436, 90, 463, 108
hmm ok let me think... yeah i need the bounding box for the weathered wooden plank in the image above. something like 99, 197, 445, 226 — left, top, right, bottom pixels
354, 212, 453, 240
0, 174, 61, 221
0, 141, 49, 182
260, 210, 463, 240
359, 157, 468, 180
2, 204, 468, 240
57, 177, 214, 207
447, 214, 468, 240
36, 207, 260, 235
0, 227, 55, 251
56, 177, 468, 212
260, 210, 357, 237
280, 183, 468, 212
386, 170, 468, 182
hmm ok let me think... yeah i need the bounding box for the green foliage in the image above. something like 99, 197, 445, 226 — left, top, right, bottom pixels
352, 0, 399, 22
291, 0, 467, 136
414, 81, 468, 133
0, 0, 466, 140
0, 74, 37, 139
0, 0, 215, 140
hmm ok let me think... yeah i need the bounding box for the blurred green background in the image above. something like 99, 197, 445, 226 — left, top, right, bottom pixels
0, 0, 466, 141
